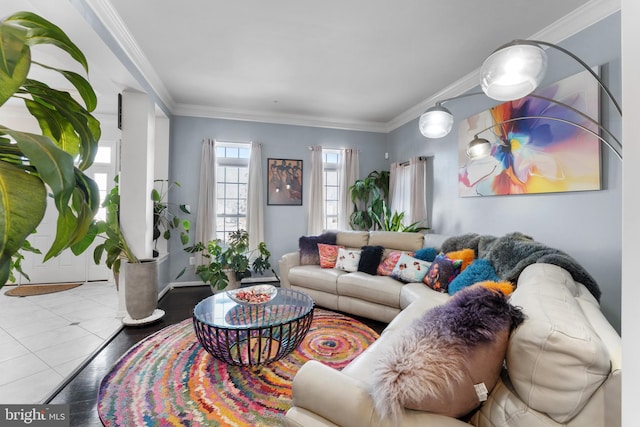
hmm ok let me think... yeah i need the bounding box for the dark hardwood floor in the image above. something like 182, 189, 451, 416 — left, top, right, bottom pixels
46, 285, 387, 427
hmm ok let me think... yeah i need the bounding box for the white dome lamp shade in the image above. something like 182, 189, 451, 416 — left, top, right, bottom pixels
419, 104, 454, 138
466, 136, 492, 160
481, 41, 547, 102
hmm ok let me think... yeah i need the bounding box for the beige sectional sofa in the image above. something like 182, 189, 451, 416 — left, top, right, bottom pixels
279, 231, 621, 427
279, 230, 450, 323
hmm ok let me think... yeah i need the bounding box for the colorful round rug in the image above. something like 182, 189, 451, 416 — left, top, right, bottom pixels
97, 308, 379, 426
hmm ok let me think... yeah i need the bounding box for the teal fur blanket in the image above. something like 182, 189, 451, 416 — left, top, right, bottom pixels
441, 232, 601, 301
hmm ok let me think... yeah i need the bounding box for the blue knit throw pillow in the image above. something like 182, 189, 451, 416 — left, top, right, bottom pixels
448, 259, 499, 295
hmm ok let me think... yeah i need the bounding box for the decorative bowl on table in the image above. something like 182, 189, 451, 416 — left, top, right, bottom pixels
226, 284, 278, 305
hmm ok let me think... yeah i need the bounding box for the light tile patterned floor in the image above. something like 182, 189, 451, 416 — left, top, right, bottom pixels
0, 282, 121, 404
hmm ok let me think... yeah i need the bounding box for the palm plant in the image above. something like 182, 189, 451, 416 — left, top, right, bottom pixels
370, 200, 429, 232
0, 12, 100, 287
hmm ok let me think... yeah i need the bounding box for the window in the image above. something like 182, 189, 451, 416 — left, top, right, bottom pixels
215, 142, 250, 243
322, 149, 341, 230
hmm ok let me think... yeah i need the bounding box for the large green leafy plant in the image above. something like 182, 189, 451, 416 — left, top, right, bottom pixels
349, 170, 390, 230
151, 179, 190, 257
182, 230, 272, 290
0, 12, 101, 287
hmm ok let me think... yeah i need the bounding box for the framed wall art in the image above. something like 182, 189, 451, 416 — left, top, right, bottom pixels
267, 158, 303, 205
458, 69, 601, 197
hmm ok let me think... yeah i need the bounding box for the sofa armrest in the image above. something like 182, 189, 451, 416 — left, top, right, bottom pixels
287, 360, 470, 427
279, 251, 301, 288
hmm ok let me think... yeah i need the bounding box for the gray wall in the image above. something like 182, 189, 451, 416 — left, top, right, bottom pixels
167, 13, 622, 332
387, 13, 622, 331
168, 116, 388, 283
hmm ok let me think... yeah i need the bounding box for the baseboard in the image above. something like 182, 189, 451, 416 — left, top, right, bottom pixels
240, 276, 279, 284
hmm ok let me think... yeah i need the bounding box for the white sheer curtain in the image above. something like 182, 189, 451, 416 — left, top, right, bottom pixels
389, 161, 407, 214
338, 148, 359, 230
409, 156, 428, 227
247, 142, 264, 250
389, 157, 428, 227
194, 139, 217, 263
307, 145, 325, 234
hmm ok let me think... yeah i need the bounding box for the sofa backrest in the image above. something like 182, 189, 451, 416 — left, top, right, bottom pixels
335, 231, 369, 248
368, 231, 424, 251
505, 263, 620, 423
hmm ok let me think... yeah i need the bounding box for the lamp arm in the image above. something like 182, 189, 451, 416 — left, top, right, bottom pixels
474, 115, 622, 160
435, 91, 484, 107
509, 39, 622, 116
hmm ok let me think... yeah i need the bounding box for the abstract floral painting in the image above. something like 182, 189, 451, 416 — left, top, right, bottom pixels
458, 70, 601, 197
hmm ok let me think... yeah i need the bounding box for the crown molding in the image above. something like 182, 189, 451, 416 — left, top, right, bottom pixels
173, 103, 389, 133
81, 0, 176, 111
84, 0, 619, 134
386, 0, 621, 133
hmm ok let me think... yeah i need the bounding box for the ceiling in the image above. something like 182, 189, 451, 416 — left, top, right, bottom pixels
3, 0, 620, 132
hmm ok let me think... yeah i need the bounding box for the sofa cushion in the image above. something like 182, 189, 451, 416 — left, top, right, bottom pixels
377, 251, 404, 276
337, 272, 403, 307
335, 231, 369, 248
414, 247, 439, 262
423, 254, 463, 293
390, 253, 430, 283
299, 232, 337, 265
448, 258, 499, 295
370, 285, 524, 420
288, 265, 346, 294
358, 245, 385, 275
368, 231, 424, 251
446, 248, 475, 271
318, 244, 342, 268
335, 248, 362, 272
507, 263, 611, 423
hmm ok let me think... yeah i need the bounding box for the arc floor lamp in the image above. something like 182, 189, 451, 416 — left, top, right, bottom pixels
419, 39, 622, 160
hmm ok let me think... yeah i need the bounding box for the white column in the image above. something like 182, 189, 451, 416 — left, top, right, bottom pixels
622, 0, 639, 422
120, 90, 155, 259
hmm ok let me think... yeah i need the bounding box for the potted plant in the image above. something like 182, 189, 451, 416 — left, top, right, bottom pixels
151, 179, 191, 257
77, 176, 161, 323
370, 200, 430, 232
349, 170, 390, 230
183, 230, 272, 291
0, 12, 101, 287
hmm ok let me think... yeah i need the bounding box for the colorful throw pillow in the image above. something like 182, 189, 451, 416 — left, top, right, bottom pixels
390, 253, 431, 283
423, 254, 463, 293
335, 248, 362, 272
376, 251, 405, 276
370, 285, 525, 421
446, 248, 475, 271
448, 259, 499, 295
318, 244, 343, 268
358, 245, 385, 275
298, 232, 337, 265
414, 247, 439, 262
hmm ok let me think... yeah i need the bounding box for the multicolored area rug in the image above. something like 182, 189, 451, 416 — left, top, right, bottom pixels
97, 308, 379, 426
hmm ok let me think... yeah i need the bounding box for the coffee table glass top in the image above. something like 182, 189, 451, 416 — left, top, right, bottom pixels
193, 287, 314, 329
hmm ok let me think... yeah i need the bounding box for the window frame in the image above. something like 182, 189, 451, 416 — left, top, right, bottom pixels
215, 141, 251, 243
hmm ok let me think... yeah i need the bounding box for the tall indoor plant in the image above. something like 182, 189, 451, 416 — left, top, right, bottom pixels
78, 176, 161, 322
151, 179, 190, 257
349, 170, 390, 230
0, 12, 101, 287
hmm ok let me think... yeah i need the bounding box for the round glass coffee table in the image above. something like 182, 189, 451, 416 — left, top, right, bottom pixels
193, 288, 314, 366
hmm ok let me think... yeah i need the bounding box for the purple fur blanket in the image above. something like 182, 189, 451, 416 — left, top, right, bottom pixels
440, 232, 601, 301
